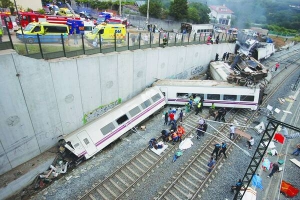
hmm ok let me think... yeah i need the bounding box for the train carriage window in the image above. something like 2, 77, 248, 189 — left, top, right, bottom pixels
151, 93, 161, 102
177, 93, 189, 99
195, 93, 204, 99
101, 122, 116, 135
74, 143, 79, 148
224, 95, 237, 101
116, 114, 129, 125
241, 95, 255, 102
83, 138, 90, 145
207, 94, 220, 100
140, 99, 152, 109
129, 106, 141, 117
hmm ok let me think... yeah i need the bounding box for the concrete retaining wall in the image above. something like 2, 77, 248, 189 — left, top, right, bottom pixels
0, 43, 235, 175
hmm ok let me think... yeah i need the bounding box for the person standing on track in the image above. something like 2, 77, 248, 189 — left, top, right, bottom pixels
211, 143, 221, 160
195, 101, 202, 115
218, 142, 227, 158
179, 110, 184, 122
164, 111, 168, 125
247, 137, 254, 150
169, 112, 175, 125
229, 124, 236, 140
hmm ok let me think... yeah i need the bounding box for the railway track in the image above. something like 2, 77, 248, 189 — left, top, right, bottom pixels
154, 53, 300, 200
78, 49, 300, 200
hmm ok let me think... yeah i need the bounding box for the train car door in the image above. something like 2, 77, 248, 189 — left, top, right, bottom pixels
77, 131, 97, 156
159, 87, 168, 103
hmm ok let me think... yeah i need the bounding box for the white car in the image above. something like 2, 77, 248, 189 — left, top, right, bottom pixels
214, 28, 223, 33
9, 21, 19, 33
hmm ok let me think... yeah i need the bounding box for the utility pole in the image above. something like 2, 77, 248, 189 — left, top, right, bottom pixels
146, 0, 150, 24
14, 0, 29, 55
119, 0, 122, 16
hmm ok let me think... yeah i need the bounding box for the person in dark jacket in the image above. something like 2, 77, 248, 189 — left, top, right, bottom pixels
231, 179, 243, 193
164, 112, 168, 125
211, 143, 221, 160
267, 163, 279, 178
218, 142, 227, 158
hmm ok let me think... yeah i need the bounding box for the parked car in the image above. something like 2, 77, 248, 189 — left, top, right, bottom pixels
214, 28, 223, 33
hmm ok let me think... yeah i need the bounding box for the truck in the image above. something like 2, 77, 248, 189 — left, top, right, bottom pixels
18, 12, 81, 28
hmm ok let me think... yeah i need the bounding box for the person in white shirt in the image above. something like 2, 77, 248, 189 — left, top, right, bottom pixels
247, 137, 254, 150
229, 124, 235, 140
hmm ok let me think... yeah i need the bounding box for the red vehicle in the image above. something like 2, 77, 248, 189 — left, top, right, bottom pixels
107, 17, 128, 27
0, 13, 13, 30
18, 12, 80, 28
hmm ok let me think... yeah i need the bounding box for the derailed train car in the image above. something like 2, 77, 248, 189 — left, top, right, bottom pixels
60, 87, 166, 161
152, 79, 262, 110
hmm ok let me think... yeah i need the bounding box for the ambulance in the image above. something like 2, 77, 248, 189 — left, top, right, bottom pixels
85, 23, 126, 43
16, 22, 69, 43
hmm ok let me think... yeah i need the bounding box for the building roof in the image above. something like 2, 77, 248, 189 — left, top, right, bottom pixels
209, 5, 234, 14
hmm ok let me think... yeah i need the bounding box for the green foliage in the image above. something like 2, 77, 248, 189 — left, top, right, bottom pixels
267, 24, 298, 35
38, 8, 45, 14
187, 2, 210, 24
169, 0, 188, 20
0, 0, 13, 8
139, 0, 162, 19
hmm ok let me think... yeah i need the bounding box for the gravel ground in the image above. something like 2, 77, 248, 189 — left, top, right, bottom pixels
30, 44, 300, 200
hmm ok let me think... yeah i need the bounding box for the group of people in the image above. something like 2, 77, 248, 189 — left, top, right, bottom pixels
222, 52, 230, 61
161, 124, 186, 145
211, 142, 227, 161
207, 35, 220, 44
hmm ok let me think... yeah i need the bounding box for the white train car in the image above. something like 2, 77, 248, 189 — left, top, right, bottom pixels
153, 79, 261, 110
61, 87, 166, 159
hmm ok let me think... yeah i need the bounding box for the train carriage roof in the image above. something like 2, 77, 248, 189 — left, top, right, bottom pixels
153, 79, 255, 88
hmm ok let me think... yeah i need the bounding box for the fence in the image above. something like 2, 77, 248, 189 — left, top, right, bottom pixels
0, 30, 236, 60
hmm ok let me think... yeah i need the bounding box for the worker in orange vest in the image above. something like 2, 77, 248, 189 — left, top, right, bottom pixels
177, 125, 186, 142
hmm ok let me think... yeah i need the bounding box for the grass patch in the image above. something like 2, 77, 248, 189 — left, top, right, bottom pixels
14, 44, 85, 55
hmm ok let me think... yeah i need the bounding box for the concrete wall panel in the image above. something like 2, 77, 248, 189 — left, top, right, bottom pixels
157, 48, 170, 79
132, 50, 147, 96
167, 47, 180, 77
50, 60, 83, 134
77, 56, 102, 114
117, 51, 134, 101
13, 55, 63, 152
0, 145, 11, 175
99, 53, 119, 105
173, 46, 187, 78
145, 49, 159, 87
0, 54, 40, 170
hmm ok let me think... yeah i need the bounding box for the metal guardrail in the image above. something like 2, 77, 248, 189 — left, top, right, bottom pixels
1, 31, 236, 60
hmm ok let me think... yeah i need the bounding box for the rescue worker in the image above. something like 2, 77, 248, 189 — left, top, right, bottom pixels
215, 107, 225, 122
220, 107, 227, 122
179, 110, 184, 122
171, 131, 180, 145
177, 125, 185, 142
231, 179, 243, 193
211, 143, 221, 160
161, 129, 170, 142
218, 142, 227, 158
168, 112, 175, 125
199, 98, 204, 113
196, 125, 204, 139
195, 101, 202, 115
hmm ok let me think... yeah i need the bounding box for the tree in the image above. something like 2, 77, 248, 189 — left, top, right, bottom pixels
169, 0, 188, 21
0, 0, 13, 8
187, 2, 210, 24
139, 0, 162, 19
188, 7, 200, 23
